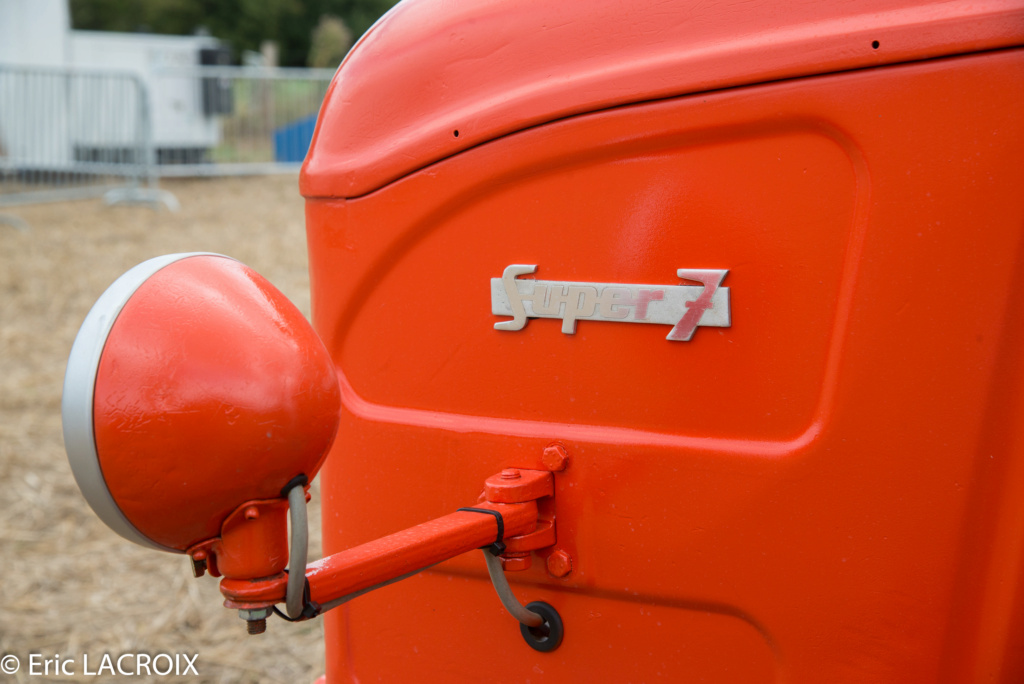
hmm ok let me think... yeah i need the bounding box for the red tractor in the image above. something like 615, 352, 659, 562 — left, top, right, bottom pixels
64, 1, 1024, 681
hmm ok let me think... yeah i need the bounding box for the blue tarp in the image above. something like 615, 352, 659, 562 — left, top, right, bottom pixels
273, 115, 318, 163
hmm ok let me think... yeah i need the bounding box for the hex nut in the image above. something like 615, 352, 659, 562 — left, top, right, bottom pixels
500, 553, 532, 572
238, 608, 271, 621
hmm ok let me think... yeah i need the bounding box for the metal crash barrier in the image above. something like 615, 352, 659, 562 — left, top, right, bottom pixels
0, 65, 177, 221
0, 64, 334, 228
148, 66, 334, 176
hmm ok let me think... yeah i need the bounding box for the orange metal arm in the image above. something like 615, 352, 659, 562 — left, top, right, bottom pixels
307, 500, 538, 605
220, 500, 538, 607
218, 469, 555, 614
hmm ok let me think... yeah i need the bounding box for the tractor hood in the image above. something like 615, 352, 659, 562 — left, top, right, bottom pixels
300, 0, 1022, 198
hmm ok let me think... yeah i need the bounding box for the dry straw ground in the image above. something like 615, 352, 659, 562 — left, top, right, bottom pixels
0, 177, 325, 683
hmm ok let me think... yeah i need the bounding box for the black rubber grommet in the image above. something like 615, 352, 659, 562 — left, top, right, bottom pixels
280, 474, 308, 498
519, 601, 564, 652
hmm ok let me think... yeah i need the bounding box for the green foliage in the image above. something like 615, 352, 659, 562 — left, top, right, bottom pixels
69, 0, 400, 67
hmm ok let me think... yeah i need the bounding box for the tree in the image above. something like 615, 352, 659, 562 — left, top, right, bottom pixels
307, 15, 353, 69
69, 0, 401, 67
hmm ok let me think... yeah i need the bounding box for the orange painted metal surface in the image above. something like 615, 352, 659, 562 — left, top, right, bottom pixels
92, 256, 340, 552
208, 498, 291, 581
301, 1, 1024, 681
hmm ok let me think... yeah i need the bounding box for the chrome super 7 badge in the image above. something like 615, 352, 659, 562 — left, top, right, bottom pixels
491, 265, 730, 341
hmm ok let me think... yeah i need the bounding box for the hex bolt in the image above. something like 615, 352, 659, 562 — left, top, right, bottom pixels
542, 444, 569, 471
546, 549, 573, 578
238, 608, 271, 635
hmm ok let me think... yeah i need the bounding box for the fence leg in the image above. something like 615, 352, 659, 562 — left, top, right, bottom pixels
103, 187, 181, 212
0, 213, 31, 232
102, 73, 181, 212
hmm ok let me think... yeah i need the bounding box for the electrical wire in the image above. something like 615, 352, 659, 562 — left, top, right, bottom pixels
285, 484, 308, 619
482, 551, 544, 627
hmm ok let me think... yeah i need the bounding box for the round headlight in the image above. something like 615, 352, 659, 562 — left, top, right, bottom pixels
62, 253, 341, 552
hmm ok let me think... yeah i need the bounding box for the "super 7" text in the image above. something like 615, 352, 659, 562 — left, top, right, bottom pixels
490, 265, 730, 341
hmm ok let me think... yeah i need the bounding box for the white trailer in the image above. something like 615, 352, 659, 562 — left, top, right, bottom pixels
69, 31, 231, 162
0, 0, 230, 168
